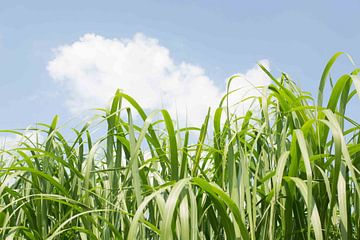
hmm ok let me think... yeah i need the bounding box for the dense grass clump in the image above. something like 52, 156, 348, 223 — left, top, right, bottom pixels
1, 53, 360, 239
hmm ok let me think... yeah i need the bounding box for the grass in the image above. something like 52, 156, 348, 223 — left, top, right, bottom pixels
1, 52, 360, 239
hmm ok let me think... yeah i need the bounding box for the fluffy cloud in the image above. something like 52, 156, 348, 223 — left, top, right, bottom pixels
48, 33, 270, 126
0, 136, 17, 151
0, 131, 44, 150
0, 130, 44, 167
226, 59, 271, 117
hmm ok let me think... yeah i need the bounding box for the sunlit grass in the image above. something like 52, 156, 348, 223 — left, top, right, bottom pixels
1, 53, 360, 239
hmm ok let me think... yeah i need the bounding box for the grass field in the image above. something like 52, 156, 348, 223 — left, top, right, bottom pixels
1, 53, 360, 239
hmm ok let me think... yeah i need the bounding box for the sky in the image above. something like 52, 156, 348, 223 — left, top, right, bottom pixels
1, 1, 360, 134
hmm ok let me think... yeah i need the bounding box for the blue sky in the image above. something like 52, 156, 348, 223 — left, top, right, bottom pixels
1, 1, 360, 131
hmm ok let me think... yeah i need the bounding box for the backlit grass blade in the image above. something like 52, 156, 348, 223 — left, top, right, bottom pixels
161, 110, 179, 181
285, 177, 323, 240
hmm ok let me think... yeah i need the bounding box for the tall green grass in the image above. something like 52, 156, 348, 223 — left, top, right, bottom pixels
1, 53, 360, 239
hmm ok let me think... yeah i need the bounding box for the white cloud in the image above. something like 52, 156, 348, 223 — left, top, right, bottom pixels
48, 33, 270, 126
226, 59, 271, 117
0, 136, 17, 150
0, 131, 44, 150
0, 130, 44, 167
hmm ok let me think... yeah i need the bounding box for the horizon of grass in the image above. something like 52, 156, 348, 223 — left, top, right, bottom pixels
1, 52, 360, 239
